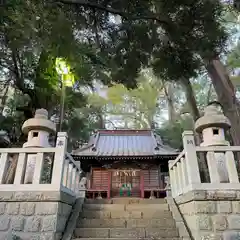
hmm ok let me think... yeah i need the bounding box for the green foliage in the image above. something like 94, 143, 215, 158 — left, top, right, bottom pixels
0, 0, 237, 149
0, 0, 111, 109
88, 72, 164, 129
156, 116, 194, 149
62, 108, 100, 150
0, 0, 115, 148
227, 43, 240, 69
0, 0, 231, 104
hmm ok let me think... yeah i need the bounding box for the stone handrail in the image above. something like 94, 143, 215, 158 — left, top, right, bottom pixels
0, 147, 58, 192
0, 135, 82, 197
168, 150, 185, 169
196, 145, 240, 152
168, 152, 187, 197
61, 152, 82, 196
169, 131, 240, 198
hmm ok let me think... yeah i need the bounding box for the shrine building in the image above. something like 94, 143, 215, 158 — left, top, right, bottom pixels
72, 129, 178, 199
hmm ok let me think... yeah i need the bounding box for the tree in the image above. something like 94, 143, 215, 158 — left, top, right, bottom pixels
227, 42, 240, 90
3, 0, 240, 148
0, 0, 113, 111
0, 0, 118, 148
59, 0, 240, 145
88, 72, 165, 129
151, 0, 240, 146
156, 116, 194, 150
163, 82, 177, 123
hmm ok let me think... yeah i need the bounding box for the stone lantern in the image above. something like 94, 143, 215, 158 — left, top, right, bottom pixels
22, 109, 56, 148
195, 103, 231, 182
22, 109, 56, 183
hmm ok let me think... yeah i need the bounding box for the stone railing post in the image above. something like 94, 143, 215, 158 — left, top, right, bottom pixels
225, 151, 239, 183
180, 158, 188, 190
169, 160, 177, 197
51, 132, 68, 189
177, 162, 183, 195
206, 151, 220, 183
182, 131, 201, 187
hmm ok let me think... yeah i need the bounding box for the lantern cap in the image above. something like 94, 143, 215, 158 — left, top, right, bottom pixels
195, 103, 231, 133
22, 108, 56, 134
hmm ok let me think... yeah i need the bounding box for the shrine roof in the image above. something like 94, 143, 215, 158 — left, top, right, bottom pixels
72, 129, 178, 157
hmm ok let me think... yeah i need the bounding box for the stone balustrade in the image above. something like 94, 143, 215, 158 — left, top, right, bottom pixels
169, 131, 240, 198
168, 106, 240, 239
61, 152, 82, 196
169, 131, 240, 239
0, 132, 82, 197
0, 132, 83, 239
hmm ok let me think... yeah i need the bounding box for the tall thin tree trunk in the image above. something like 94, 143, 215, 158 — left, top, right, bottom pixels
163, 83, 177, 123
206, 83, 213, 104
182, 79, 209, 182
181, 79, 201, 146
205, 58, 240, 146
182, 79, 200, 121
98, 108, 105, 129
0, 83, 10, 114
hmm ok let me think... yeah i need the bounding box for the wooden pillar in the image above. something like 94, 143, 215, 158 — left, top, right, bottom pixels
158, 165, 162, 189
90, 169, 93, 199
140, 170, 144, 198
107, 170, 111, 199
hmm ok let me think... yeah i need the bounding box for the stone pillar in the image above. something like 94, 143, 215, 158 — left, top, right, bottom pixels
79, 177, 87, 198
164, 175, 171, 197
182, 131, 201, 188
51, 132, 68, 188
21, 109, 56, 184
195, 103, 231, 183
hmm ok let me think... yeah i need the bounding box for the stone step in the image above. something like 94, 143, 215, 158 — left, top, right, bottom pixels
77, 218, 176, 228
84, 198, 166, 204
74, 238, 180, 240
80, 209, 172, 219
74, 228, 179, 238
83, 204, 125, 211
83, 203, 168, 211
125, 203, 168, 211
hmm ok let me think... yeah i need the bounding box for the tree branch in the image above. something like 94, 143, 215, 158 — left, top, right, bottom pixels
11, 49, 40, 108
59, 0, 169, 25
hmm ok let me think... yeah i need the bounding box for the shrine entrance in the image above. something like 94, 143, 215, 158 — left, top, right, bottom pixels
111, 169, 141, 197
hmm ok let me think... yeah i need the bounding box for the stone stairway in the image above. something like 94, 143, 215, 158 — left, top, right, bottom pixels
73, 198, 181, 240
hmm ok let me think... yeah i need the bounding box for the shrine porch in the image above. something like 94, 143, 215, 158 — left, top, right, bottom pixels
86, 168, 168, 199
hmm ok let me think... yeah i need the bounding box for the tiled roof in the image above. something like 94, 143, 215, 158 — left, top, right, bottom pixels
72, 129, 178, 157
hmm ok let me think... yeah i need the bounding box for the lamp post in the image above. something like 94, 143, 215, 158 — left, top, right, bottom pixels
55, 58, 75, 132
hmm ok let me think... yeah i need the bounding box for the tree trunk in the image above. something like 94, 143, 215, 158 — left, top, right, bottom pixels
181, 79, 201, 146
164, 83, 177, 123
0, 83, 10, 114
98, 108, 105, 129
182, 79, 210, 182
205, 58, 240, 146
181, 79, 201, 121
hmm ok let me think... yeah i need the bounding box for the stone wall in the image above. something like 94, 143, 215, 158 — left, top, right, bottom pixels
175, 190, 240, 240
0, 191, 77, 240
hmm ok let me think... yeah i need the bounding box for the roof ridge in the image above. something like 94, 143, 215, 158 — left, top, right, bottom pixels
72, 129, 178, 157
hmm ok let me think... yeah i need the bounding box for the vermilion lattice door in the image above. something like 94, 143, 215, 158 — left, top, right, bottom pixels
111, 169, 141, 197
